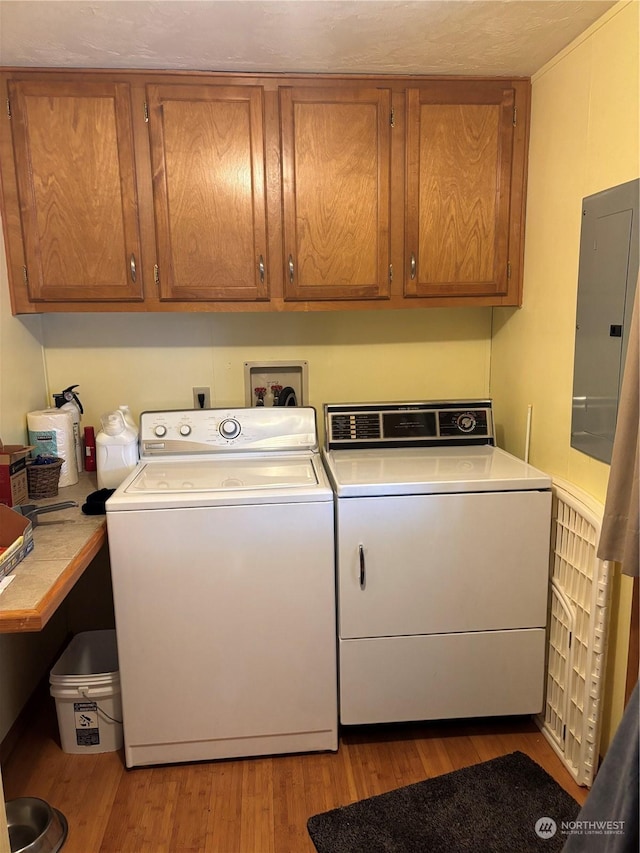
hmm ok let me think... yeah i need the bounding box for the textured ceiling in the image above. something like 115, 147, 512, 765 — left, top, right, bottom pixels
0, 0, 620, 77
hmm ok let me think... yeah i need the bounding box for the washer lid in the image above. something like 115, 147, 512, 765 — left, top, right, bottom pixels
107, 454, 332, 510
322, 445, 551, 497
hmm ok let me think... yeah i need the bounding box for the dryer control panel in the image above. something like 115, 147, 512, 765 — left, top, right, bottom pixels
325, 400, 494, 450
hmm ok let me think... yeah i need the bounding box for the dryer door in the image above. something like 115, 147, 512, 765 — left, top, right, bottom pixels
336, 490, 551, 638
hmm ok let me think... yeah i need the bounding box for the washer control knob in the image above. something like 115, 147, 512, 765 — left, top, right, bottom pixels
456, 412, 477, 433
154, 424, 167, 437
179, 424, 192, 436
219, 418, 241, 440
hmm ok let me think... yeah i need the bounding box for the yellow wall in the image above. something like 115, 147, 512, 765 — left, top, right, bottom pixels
39, 308, 492, 436
491, 0, 640, 749
0, 235, 46, 443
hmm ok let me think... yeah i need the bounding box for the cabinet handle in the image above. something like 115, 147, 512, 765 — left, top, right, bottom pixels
258, 255, 265, 284
288, 254, 295, 284
130, 254, 137, 283
410, 252, 416, 280
359, 544, 366, 589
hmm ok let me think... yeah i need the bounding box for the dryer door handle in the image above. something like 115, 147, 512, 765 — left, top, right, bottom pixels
359, 544, 366, 589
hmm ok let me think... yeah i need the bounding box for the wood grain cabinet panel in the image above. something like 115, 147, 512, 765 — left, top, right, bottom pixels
6, 78, 144, 302
405, 82, 522, 300
279, 86, 392, 301
147, 84, 269, 301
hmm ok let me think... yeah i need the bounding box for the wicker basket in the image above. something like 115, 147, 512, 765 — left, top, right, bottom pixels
26, 458, 64, 499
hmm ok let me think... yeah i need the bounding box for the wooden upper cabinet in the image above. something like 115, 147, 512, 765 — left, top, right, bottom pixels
0, 71, 530, 313
279, 86, 392, 301
405, 82, 520, 300
7, 78, 144, 301
147, 83, 269, 301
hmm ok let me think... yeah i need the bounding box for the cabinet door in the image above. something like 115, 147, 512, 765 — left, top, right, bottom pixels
405, 82, 517, 299
280, 86, 391, 301
8, 79, 143, 302
147, 84, 268, 301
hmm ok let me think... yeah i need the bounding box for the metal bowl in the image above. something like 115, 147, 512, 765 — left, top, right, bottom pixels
5, 797, 68, 853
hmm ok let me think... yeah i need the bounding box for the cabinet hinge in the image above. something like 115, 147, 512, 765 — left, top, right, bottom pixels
144, 102, 149, 123
390, 108, 395, 128
22, 265, 28, 285
154, 264, 160, 285
507, 261, 512, 279
513, 106, 517, 127
6, 98, 11, 119
389, 264, 393, 283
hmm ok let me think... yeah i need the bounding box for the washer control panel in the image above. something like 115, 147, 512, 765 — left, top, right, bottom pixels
325, 400, 494, 450
139, 407, 319, 457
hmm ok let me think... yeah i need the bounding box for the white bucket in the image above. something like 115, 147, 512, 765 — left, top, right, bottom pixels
49, 629, 123, 754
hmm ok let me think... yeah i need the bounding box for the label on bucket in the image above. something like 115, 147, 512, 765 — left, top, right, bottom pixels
74, 701, 100, 746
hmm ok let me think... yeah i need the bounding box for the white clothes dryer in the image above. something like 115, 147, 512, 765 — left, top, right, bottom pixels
321, 400, 552, 726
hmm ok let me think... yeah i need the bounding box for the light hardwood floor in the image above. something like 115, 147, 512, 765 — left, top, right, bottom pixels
2, 698, 588, 853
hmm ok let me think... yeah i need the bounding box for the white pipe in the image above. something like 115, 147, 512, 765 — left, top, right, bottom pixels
525, 404, 533, 463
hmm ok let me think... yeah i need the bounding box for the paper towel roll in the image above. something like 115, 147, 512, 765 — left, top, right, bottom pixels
27, 409, 79, 486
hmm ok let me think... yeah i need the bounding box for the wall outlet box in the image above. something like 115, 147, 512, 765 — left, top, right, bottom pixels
192, 387, 211, 409
244, 361, 309, 407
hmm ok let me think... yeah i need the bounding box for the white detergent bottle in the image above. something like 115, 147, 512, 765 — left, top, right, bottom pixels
96, 410, 139, 489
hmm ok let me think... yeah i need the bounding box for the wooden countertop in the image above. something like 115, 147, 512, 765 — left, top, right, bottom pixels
0, 474, 107, 633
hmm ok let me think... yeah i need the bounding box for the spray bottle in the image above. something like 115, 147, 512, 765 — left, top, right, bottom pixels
52, 384, 84, 476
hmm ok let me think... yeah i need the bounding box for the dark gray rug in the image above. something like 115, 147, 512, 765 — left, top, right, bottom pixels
307, 751, 580, 853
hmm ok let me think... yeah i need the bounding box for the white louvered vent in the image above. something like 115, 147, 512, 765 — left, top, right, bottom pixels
536, 478, 613, 787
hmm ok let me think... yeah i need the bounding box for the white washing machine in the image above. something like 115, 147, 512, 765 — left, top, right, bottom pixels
322, 400, 552, 726
106, 407, 337, 768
